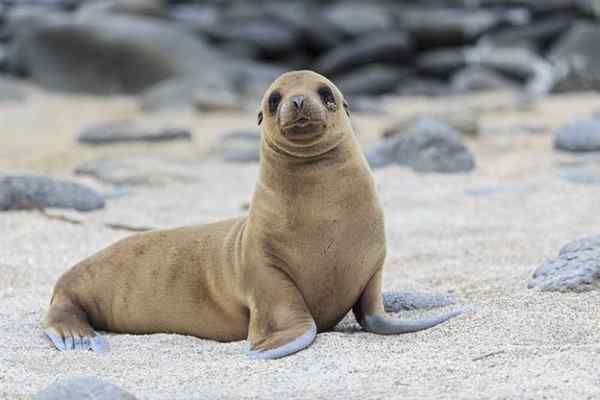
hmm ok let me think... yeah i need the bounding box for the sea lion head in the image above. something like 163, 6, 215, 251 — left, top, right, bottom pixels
258, 70, 351, 158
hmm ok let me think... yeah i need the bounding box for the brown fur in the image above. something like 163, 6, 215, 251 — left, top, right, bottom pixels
44, 71, 456, 359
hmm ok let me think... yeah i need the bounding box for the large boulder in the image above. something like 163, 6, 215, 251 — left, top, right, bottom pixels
12, 14, 223, 94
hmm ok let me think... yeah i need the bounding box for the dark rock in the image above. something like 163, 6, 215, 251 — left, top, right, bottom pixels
383, 109, 480, 138
550, 22, 600, 92
554, 119, 600, 153
75, 157, 202, 186
367, 118, 475, 173
226, 60, 286, 100
333, 65, 409, 96
34, 376, 137, 400
382, 291, 455, 313
482, 16, 573, 51
416, 48, 467, 78
451, 66, 520, 93
213, 130, 261, 163
313, 30, 413, 76
321, 2, 395, 38
13, 15, 222, 94
396, 7, 500, 48
0, 77, 27, 102
78, 120, 192, 145
0, 175, 105, 212
529, 235, 600, 292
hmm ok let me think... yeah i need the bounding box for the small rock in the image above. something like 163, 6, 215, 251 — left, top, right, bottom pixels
213, 130, 261, 163
194, 88, 243, 112
333, 64, 410, 96
383, 110, 480, 138
34, 376, 137, 400
451, 66, 520, 94
560, 164, 600, 184
554, 119, 600, 153
529, 235, 600, 292
396, 78, 451, 97
367, 119, 475, 173
313, 30, 413, 76
78, 120, 191, 145
75, 157, 202, 186
416, 48, 467, 78
0, 175, 105, 212
550, 22, 600, 92
382, 291, 455, 313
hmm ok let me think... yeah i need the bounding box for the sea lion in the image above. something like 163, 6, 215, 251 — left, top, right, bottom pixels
43, 70, 462, 359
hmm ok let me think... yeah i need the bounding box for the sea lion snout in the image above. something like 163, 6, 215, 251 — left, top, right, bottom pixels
279, 92, 327, 139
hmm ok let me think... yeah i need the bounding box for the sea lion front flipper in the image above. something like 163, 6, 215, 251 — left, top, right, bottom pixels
353, 270, 463, 334
245, 268, 317, 360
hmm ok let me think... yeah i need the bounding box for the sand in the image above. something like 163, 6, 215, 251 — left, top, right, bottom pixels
1, 88, 599, 399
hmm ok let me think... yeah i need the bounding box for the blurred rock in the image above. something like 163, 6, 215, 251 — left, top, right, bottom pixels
416, 48, 467, 78
529, 235, 600, 292
193, 89, 244, 112
168, 4, 220, 34
383, 109, 480, 138
75, 157, 202, 186
13, 15, 222, 94
0, 76, 27, 102
0, 175, 105, 212
321, 2, 395, 38
451, 66, 519, 93
482, 15, 573, 51
367, 118, 475, 173
396, 7, 500, 48
560, 163, 600, 185
396, 78, 451, 97
213, 130, 261, 163
78, 120, 192, 145
382, 291, 455, 313
333, 64, 409, 96
554, 119, 600, 152
77, 0, 168, 19
550, 22, 600, 92
226, 60, 286, 100
313, 30, 413, 76
34, 376, 137, 400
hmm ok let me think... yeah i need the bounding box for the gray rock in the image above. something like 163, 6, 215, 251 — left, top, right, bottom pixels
34, 376, 137, 400
383, 110, 480, 138
416, 48, 467, 78
529, 235, 600, 292
333, 64, 409, 96
321, 2, 395, 38
194, 88, 244, 112
367, 118, 475, 173
75, 157, 202, 186
213, 130, 261, 163
0, 175, 105, 212
13, 14, 222, 94
396, 78, 451, 97
0, 76, 27, 102
560, 164, 600, 185
313, 30, 413, 76
451, 66, 520, 93
550, 22, 600, 92
76, 0, 168, 19
554, 119, 600, 153
482, 15, 573, 51
78, 120, 191, 145
168, 4, 220, 34
382, 291, 455, 313
396, 7, 500, 48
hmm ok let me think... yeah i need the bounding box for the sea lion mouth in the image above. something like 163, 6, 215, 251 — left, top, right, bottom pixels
282, 118, 325, 140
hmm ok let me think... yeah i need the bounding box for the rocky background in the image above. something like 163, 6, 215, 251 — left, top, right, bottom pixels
1, 1, 600, 399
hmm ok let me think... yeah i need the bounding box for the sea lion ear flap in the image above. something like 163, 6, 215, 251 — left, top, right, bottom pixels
257, 111, 263, 126
343, 100, 350, 117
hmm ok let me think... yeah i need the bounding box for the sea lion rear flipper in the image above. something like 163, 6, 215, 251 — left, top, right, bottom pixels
245, 268, 317, 360
43, 293, 109, 352
353, 270, 463, 334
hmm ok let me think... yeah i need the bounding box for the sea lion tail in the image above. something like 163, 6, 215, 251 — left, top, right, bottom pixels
362, 308, 464, 335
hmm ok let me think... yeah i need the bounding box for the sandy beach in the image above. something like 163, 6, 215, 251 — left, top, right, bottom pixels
1, 88, 600, 399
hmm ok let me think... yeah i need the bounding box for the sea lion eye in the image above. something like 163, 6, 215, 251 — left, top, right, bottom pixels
318, 85, 337, 111
268, 91, 282, 114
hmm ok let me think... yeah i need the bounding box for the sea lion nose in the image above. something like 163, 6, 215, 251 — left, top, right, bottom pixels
290, 95, 305, 110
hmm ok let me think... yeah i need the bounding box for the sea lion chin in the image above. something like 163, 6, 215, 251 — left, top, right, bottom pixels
42, 70, 462, 360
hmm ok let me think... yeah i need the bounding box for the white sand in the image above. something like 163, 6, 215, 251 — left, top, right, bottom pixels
1, 90, 600, 399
